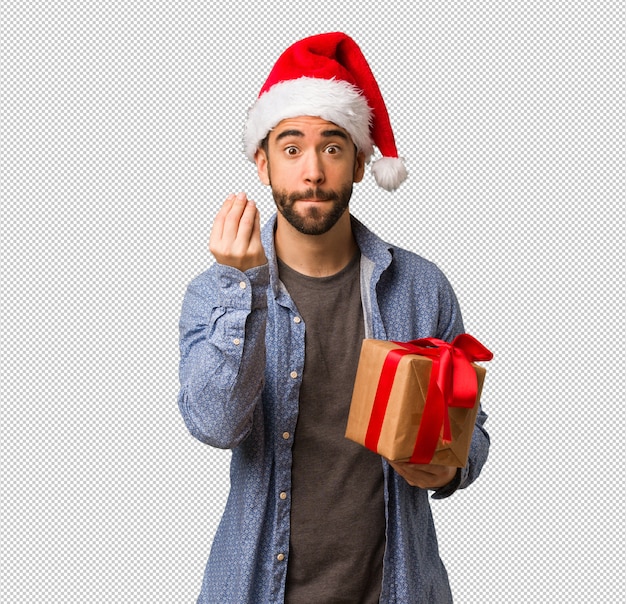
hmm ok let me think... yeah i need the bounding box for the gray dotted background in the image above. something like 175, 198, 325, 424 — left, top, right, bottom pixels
2, 2, 624, 603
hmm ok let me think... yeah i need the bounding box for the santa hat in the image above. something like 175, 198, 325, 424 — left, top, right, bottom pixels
244, 32, 407, 191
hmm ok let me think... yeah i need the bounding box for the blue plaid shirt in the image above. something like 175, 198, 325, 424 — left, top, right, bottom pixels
178, 214, 489, 603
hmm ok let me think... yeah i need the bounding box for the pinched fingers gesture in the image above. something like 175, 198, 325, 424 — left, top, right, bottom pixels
209, 192, 267, 272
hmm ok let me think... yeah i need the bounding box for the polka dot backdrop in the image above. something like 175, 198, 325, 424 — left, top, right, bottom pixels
2, 2, 624, 602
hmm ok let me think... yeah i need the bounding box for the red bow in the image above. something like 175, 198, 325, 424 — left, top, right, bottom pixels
364, 334, 493, 464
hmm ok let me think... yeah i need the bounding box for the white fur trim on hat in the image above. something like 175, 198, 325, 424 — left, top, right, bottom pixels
371, 156, 408, 192
244, 77, 374, 161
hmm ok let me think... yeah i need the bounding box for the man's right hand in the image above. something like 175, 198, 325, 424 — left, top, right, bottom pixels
209, 192, 267, 272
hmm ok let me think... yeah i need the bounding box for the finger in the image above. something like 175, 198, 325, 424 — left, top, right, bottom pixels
233, 199, 260, 248
389, 461, 427, 485
389, 461, 411, 477
210, 194, 236, 243
414, 463, 446, 477
253, 200, 262, 233
394, 462, 437, 475
403, 463, 431, 473
221, 192, 249, 243
248, 203, 266, 263
251, 203, 263, 247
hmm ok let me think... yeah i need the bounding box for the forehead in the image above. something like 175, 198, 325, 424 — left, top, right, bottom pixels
269, 116, 352, 142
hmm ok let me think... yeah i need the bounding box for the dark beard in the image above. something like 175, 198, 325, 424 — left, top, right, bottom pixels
272, 184, 353, 235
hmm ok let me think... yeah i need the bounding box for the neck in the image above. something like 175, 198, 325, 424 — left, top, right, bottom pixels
275, 211, 358, 277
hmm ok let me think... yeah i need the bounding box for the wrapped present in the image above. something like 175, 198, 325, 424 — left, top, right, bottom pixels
345, 335, 492, 467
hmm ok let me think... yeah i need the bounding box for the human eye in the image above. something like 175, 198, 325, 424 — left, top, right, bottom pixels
325, 144, 341, 155
284, 145, 299, 156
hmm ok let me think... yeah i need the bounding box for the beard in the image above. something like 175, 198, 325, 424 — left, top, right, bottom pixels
271, 183, 353, 235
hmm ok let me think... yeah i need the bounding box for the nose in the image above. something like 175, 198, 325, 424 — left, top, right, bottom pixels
303, 152, 325, 186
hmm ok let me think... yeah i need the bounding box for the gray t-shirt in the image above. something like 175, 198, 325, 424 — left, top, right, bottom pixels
279, 253, 385, 604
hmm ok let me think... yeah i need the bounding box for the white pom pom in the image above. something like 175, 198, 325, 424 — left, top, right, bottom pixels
371, 157, 408, 191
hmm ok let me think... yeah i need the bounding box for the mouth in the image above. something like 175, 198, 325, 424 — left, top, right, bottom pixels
291, 190, 335, 203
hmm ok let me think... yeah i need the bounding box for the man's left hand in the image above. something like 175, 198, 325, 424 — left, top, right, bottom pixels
388, 461, 457, 489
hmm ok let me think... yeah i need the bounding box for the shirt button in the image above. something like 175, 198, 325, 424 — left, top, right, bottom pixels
282, 432, 290, 440
277, 553, 285, 561
279, 491, 287, 500
239, 281, 246, 289
290, 371, 298, 379
233, 338, 241, 346
293, 316, 302, 324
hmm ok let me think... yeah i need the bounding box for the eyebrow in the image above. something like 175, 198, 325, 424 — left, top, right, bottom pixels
274, 128, 349, 142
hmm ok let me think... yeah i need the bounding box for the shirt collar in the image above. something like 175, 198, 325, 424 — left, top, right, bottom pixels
261, 213, 394, 299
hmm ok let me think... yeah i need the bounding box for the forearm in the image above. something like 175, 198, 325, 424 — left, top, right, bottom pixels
178, 262, 269, 448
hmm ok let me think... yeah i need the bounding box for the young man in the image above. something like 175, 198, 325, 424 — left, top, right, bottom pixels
178, 32, 489, 603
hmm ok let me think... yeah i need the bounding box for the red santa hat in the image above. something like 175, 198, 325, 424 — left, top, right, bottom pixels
244, 32, 407, 191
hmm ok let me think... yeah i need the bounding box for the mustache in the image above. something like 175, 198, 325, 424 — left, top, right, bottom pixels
287, 188, 339, 203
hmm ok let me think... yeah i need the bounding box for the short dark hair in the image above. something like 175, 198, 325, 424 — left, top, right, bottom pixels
260, 135, 269, 156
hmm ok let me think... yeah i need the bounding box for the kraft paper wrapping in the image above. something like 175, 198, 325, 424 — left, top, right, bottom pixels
345, 339, 487, 467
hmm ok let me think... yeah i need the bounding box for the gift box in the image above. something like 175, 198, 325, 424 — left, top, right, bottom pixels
345, 335, 492, 467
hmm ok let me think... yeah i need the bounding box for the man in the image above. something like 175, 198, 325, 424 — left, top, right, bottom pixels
178, 32, 489, 603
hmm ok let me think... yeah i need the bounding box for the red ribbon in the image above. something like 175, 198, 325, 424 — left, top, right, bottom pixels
364, 334, 493, 464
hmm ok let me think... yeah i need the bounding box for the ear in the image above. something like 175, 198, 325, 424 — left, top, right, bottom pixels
255, 148, 271, 186
353, 150, 366, 183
